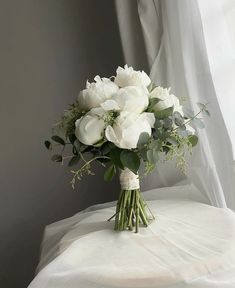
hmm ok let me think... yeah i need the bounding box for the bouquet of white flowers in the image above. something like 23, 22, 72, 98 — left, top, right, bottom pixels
45, 65, 209, 233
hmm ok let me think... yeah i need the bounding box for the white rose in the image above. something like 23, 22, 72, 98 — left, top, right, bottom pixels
115, 64, 151, 88
75, 107, 106, 146
105, 111, 155, 149
150, 86, 183, 115
112, 86, 149, 113
78, 76, 119, 110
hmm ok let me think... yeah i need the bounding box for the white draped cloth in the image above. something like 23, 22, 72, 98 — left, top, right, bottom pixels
28, 186, 235, 288
115, 0, 235, 210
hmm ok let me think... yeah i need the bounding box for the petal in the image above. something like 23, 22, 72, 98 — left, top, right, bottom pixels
105, 125, 120, 147
100, 99, 120, 111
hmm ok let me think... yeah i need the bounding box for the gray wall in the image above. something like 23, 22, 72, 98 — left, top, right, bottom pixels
0, 1, 123, 287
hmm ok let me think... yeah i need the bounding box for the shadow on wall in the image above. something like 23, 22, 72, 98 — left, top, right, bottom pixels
0, 0, 124, 287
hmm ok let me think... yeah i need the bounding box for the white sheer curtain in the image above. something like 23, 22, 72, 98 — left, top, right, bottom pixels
115, 0, 235, 209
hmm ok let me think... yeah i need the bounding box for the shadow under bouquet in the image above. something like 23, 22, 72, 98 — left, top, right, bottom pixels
45, 65, 209, 233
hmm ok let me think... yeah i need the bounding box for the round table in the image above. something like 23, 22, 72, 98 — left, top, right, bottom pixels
28, 195, 235, 288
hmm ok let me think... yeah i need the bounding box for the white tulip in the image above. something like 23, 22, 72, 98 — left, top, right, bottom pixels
112, 86, 149, 113
115, 64, 151, 88
78, 76, 119, 110
105, 111, 155, 149
75, 107, 106, 146
150, 86, 184, 115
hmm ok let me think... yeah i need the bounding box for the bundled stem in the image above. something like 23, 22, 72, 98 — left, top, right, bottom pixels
108, 189, 154, 233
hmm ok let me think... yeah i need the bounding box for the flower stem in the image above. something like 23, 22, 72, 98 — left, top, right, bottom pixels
112, 189, 154, 233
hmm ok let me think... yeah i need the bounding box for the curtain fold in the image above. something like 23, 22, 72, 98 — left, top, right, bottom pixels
115, 0, 235, 209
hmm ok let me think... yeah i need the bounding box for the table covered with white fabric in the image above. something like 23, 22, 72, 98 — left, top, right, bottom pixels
28, 185, 235, 288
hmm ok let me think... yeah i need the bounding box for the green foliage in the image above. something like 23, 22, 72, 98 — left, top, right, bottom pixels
44, 140, 52, 150
154, 106, 173, 119
54, 100, 84, 137
137, 132, 150, 149
110, 148, 124, 169
120, 150, 140, 174
104, 164, 116, 181
188, 135, 198, 147
68, 155, 81, 167
51, 135, 65, 145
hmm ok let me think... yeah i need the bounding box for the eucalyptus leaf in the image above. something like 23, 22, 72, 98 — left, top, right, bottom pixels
197, 102, 206, 110
44, 140, 52, 150
154, 119, 163, 129
147, 149, 159, 164
104, 164, 116, 181
183, 107, 194, 119
163, 118, 173, 129
173, 111, 185, 126
155, 106, 173, 119
193, 118, 205, 129
51, 135, 65, 145
137, 132, 150, 149
120, 150, 140, 174
51, 154, 62, 162
188, 135, 198, 147
68, 155, 81, 167
73, 139, 81, 152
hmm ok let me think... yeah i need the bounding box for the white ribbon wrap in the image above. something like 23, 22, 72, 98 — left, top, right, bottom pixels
119, 168, 140, 190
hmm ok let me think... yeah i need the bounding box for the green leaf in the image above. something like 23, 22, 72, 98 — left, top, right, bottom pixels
44, 140, 52, 150
73, 139, 81, 152
163, 118, 173, 129
154, 119, 162, 128
51, 135, 65, 145
110, 148, 124, 169
139, 148, 148, 161
155, 106, 174, 119
197, 102, 210, 117
137, 132, 150, 149
120, 150, 140, 174
173, 111, 184, 126
183, 107, 194, 119
193, 118, 205, 129
101, 142, 116, 155
147, 98, 160, 112
197, 102, 206, 110
104, 164, 116, 181
51, 154, 62, 162
93, 138, 106, 147
203, 109, 210, 117
149, 140, 161, 150
68, 155, 81, 167
147, 150, 159, 164
68, 134, 77, 144
147, 82, 157, 92
188, 135, 198, 147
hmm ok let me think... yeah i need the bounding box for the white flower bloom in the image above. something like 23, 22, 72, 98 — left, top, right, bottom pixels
75, 107, 106, 146
150, 86, 183, 115
114, 64, 151, 88
78, 76, 119, 110
100, 99, 120, 111
105, 111, 155, 149
112, 86, 149, 113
